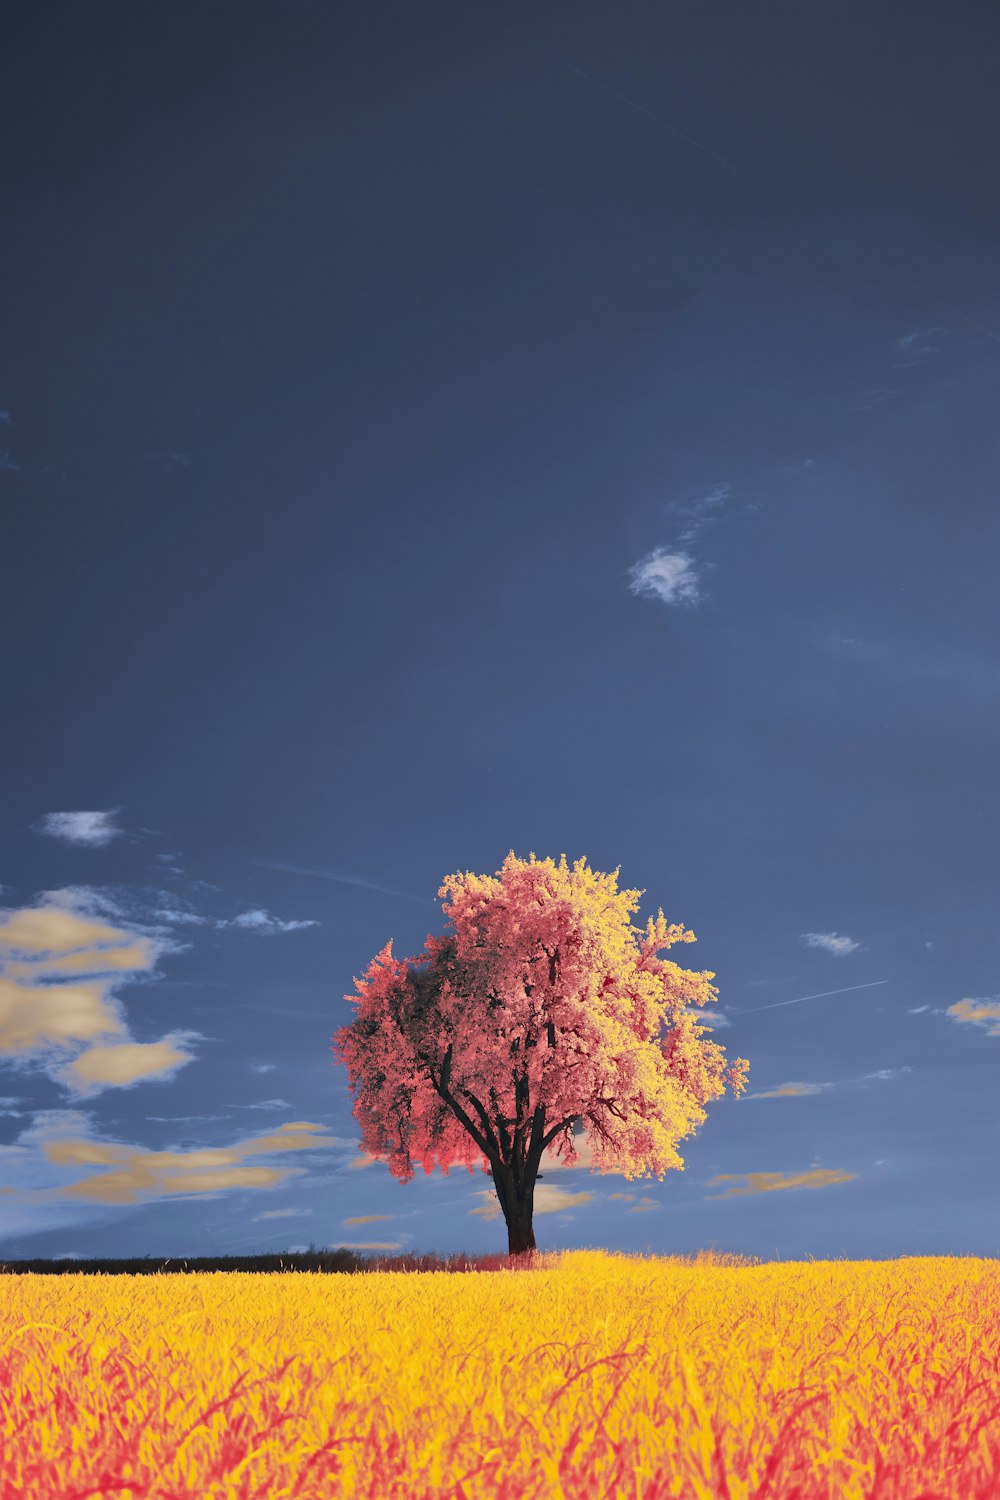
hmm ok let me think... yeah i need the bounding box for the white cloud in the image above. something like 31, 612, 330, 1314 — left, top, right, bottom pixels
153, 906, 208, 926
802, 931, 860, 957
35, 811, 124, 847
254, 1207, 313, 1221
627, 549, 700, 606
250, 1063, 277, 1074
896, 326, 943, 356
234, 1098, 294, 1112
226, 909, 318, 935
668, 483, 732, 545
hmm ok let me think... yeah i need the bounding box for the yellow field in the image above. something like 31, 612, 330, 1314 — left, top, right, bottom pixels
1, 1249, 998, 1499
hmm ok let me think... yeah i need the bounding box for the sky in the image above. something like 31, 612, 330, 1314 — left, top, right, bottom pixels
1, 0, 997, 1263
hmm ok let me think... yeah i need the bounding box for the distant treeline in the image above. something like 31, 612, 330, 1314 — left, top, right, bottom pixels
0, 1246, 543, 1276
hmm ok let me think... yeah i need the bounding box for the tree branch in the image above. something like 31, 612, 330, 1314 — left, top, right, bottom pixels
427, 1045, 495, 1161
540, 1114, 579, 1151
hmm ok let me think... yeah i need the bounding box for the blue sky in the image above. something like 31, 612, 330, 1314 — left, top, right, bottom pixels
1, 0, 997, 1261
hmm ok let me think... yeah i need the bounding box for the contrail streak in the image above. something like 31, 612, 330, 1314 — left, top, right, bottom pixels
499, 22, 743, 177
255, 861, 433, 904
739, 980, 889, 1014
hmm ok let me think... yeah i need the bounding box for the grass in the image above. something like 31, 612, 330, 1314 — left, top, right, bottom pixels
1, 1247, 997, 1498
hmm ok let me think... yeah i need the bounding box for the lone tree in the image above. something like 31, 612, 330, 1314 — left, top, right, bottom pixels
332, 853, 749, 1255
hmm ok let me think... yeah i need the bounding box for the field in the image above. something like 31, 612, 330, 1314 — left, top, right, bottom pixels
1, 1249, 998, 1499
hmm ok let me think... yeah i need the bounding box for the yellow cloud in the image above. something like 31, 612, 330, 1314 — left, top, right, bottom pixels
708, 1168, 856, 1198
4, 938, 155, 981
747, 1082, 824, 1099
627, 1197, 660, 1213
47, 1121, 338, 1205
64, 1165, 292, 1205
541, 1132, 596, 1171
59, 1038, 193, 1092
0, 977, 125, 1055
343, 1214, 393, 1225
609, 1192, 635, 1201
0, 905, 131, 956
0, 902, 178, 1093
469, 1184, 594, 1221
947, 998, 1000, 1036
346, 1151, 377, 1170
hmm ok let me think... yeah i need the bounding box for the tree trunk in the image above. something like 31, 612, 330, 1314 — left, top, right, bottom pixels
492, 1162, 538, 1256
489, 1158, 539, 1256
505, 1200, 537, 1256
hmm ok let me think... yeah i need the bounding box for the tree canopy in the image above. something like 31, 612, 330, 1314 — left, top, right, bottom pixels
332, 852, 749, 1253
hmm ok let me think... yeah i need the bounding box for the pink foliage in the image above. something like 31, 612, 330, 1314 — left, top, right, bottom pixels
332, 854, 747, 1198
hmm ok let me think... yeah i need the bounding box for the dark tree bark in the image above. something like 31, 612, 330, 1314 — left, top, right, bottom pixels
491, 1157, 539, 1255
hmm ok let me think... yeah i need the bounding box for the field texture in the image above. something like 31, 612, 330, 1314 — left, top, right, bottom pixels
1, 1249, 998, 1499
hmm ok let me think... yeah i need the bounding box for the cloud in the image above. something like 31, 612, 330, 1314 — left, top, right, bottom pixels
346, 1151, 377, 1171
146, 1114, 225, 1124
35, 811, 124, 847
254, 1208, 313, 1220
47, 1121, 338, 1205
896, 326, 943, 356
668, 483, 732, 545
0, 901, 137, 959
541, 1131, 597, 1171
745, 1068, 907, 1100
55, 1037, 196, 1095
802, 931, 860, 957
745, 1081, 827, 1100
0, 895, 194, 1094
687, 1005, 730, 1029
469, 1184, 595, 1220
946, 997, 1000, 1037
627, 549, 700, 606
0, 451, 19, 472
707, 1168, 855, 1199
608, 1192, 635, 1201
225, 909, 319, 935
152, 906, 208, 927
908, 1005, 931, 1014
343, 1214, 392, 1226
250, 1063, 277, 1074
234, 1098, 293, 1111
627, 1196, 660, 1213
